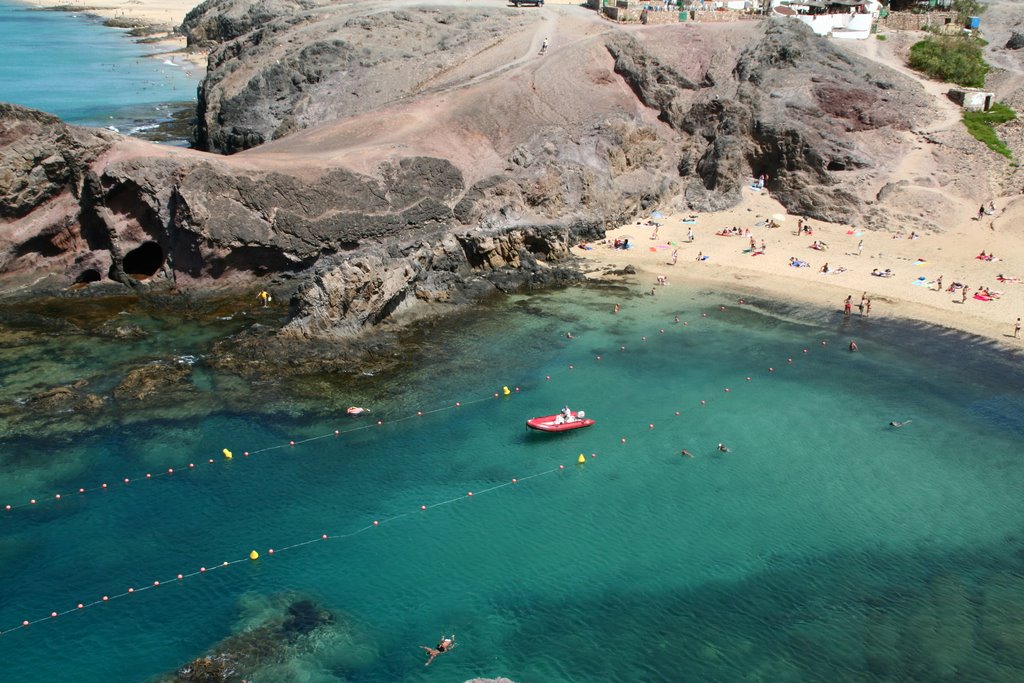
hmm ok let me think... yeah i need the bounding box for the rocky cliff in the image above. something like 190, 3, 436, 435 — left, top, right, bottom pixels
0, 3, 937, 347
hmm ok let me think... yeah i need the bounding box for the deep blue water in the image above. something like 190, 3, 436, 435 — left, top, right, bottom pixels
0, 0, 200, 137
1, 284, 1023, 681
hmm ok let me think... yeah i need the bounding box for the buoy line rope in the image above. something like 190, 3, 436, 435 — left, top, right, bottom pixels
1, 392, 512, 516
2, 302, 834, 520
0, 301, 844, 638
0, 465, 567, 637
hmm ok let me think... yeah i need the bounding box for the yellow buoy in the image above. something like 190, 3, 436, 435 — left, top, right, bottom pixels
223, 448, 233, 459
502, 386, 511, 396
249, 550, 259, 561
578, 454, 586, 464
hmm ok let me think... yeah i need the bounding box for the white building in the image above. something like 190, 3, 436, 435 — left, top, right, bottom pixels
769, 0, 883, 39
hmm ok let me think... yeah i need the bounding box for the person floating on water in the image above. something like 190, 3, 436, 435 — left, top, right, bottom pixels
717, 443, 729, 453
421, 634, 456, 666
849, 340, 858, 352
681, 449, 693, 457
889, 420, 912, 428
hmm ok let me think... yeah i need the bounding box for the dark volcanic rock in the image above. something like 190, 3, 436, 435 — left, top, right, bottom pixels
0, 104, 114, 219
166, 597, 336, 683
113, 361, 193, 401
1007, 31, 1024, 50
609, 20, 930, 222
188, 2, 532, 153
181, 0, 314, 46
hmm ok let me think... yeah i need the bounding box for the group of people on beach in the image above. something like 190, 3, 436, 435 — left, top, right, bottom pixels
843, 293, 871, 318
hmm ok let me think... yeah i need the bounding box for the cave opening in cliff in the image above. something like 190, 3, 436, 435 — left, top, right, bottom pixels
75, 269, 102, 284
123, 241, 164, 277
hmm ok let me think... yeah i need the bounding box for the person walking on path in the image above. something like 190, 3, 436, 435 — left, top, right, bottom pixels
258, 290, 270, 307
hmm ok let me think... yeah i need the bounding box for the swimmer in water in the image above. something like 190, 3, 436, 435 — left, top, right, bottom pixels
717, 443, 729, 453
422, 634, 455, 666
681, 449, 693, 457
889, 420, 911, 428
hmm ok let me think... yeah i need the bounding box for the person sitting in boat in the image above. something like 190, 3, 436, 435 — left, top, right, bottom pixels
560, 405, 574, 423
421, 634, 455, 666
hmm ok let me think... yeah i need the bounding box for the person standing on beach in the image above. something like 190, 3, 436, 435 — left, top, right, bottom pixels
857, 239, 864, 256
796, 218, 803, 236
688, 227, 694, 243
844, 296, 852, 317
936, 275, 943, 292
1015, 317, 1021, 338
671, 249, 678, 265
962, 286, 969, 304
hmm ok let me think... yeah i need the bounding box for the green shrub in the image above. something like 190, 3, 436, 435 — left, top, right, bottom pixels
963, 103, 1016, 159
876, 34, 887, 41
908, 37, 989, 87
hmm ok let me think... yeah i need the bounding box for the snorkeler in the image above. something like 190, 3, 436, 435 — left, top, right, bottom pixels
889, 420, 912, 428
717, 443, 730, 453
421, 634, 456, 666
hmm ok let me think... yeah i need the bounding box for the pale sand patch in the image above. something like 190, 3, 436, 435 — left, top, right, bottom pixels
578, 190, 1024, 345
27, 0, 196, 26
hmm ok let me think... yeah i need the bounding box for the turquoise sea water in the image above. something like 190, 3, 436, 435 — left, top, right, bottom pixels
1, 284, 1023, 681
0, 0, 199, 137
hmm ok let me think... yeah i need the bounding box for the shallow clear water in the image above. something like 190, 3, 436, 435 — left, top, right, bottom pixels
0, 0, 199, 136
1, 284, 1023, 682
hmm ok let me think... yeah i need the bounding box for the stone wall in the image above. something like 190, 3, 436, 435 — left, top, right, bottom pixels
877, 11, 957, 31
690, 9, 760, 22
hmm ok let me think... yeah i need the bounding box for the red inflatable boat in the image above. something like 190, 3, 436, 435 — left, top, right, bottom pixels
526, 411, 595, 432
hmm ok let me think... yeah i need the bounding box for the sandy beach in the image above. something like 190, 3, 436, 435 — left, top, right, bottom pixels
27, 0, 197, 26
582, 189, 1024, 345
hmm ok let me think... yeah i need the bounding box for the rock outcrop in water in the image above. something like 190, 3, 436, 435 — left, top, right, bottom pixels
165, 597, 337, 682
0, 3, 936, 345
